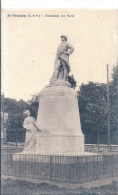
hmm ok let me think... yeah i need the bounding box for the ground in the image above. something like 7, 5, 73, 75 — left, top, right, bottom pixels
1, 178, 118, 195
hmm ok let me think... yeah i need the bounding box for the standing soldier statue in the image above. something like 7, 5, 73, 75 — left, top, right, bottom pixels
50, 35, 74, 82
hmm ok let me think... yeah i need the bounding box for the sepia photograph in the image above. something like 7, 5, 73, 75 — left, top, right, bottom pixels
1, 2, 118, 195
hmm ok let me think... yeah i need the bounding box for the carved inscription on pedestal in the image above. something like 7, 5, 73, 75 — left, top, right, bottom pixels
40, 98, 60, 118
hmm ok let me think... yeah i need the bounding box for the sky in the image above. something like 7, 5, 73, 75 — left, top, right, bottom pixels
2, 9, 118, 101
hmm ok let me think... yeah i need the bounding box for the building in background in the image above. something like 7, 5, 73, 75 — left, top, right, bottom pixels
1, 112, 8, 144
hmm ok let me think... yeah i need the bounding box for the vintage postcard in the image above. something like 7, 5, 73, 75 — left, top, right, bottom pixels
1, 1, 118, 194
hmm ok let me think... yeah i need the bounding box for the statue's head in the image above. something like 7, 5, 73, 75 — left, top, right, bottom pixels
61, 35, 67, 41
23, 110, 30, 116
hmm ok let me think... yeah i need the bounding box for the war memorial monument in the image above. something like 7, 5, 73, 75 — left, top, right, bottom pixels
13, 35, 95, 159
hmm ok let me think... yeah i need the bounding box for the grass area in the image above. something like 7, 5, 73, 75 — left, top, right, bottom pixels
5, 142, 24, 147
1, 145, 24, 154
1, 178, 118, 195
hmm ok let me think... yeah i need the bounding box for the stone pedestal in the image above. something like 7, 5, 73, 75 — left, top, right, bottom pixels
35, 133, 84, 153
35, 80, 84, 154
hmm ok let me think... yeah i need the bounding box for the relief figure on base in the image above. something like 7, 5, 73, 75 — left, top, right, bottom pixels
23, 110, 37, 152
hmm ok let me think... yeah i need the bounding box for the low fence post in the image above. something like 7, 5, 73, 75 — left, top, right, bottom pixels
50, 155, 53, 181
24, 154, 26, 178
77, 156, 80, 182
96, 155, 99, 180
111, 155, 114, 177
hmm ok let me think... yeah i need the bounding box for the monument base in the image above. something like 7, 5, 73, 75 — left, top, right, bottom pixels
34, 133, 84, 153
13, 151, 102, 163
35, 81, 85, 154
